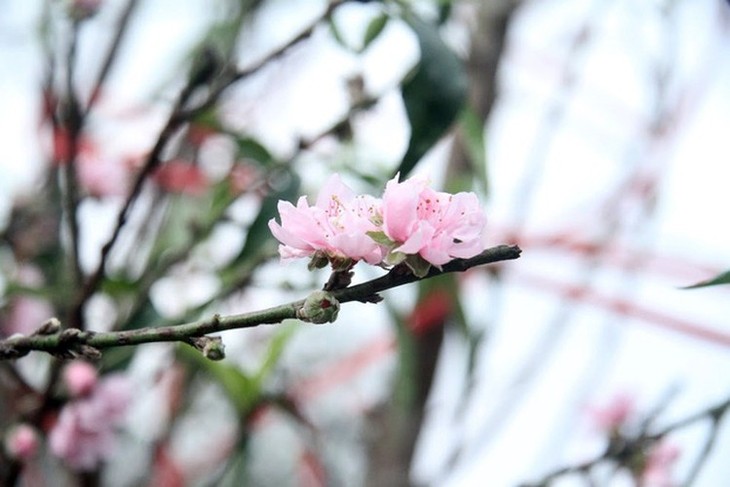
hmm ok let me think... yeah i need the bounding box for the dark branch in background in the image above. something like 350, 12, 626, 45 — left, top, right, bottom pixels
521, 394, 730, 487
61, 20, 83, 287
70, 0, 349, 329
365, 2, 521, 486
179, 0, 346, 122
0, 245, 521, 361
83, 0, 140, 114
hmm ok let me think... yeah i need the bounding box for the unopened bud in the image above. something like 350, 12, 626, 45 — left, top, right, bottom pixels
190, 336, 226, 361
297, 291, 340, 324
62, 360, 98, 397
4, 424, 39, 461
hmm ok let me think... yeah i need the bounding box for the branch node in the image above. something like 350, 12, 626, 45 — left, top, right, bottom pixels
189, 336, 226, 361
33, 318, 62, 336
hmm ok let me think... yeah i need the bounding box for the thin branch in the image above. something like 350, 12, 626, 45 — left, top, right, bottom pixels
61, 20, 84, 288
70, 0, 348, 328
70, 74, 205, 326
522, 393, 730, 487
83, 0, 140, 114
1, 245, 521, 361
179, 0, 346, 121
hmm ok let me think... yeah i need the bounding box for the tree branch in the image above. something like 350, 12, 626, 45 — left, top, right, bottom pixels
521, 393, 730, 486
0, 245, 520, 361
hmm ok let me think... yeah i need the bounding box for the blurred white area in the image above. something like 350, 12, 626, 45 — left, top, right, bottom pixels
2, 0, 730, 486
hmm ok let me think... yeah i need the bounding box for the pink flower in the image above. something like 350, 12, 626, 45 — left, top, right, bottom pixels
4, 424, 39, 461
382, 175, 486, 267
49, 374, 132, 471
641, 441, 680, 486
589, 393, 636, 433
62, 361, 99, 397
268, 175, 385, 265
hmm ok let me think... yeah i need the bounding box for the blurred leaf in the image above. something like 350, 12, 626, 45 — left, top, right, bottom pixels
179, 344, 259, 414
327, 16, 349, 50
233, 170, 301, 265
177, 324, 296, 415
397, 13, 468, 177
254, 323, 297, 384
122, 297, 163, 330
361, 13, 389, 51
683, 270, 730, 289
459, 107, 489, 195
100, 276, 139, 298
235, 137, 275, 166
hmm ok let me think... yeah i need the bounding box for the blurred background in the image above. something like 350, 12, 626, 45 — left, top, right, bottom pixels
1, 0, 729, 485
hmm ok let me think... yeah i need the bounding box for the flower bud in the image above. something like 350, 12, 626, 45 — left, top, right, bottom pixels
190, 336, 226, 361
297, 291, 340, 324
4, 424, 39, 461
62, 360, 98, 397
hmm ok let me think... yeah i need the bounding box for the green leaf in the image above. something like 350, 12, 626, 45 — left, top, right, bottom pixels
361, 13, 389, 52
396, 12, 468, 177
235, 137, 274, 166
458, 107, 489, 195
366, 230, 395, 247
234, 170, 301, 265
253, 323, 297, 384
683, 270, 730, 289
327, 15, 349, 50
404, 254, 432, 278
100, 276, 140, 298
179, 345, 259, 414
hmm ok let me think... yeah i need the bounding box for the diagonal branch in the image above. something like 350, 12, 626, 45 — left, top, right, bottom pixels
1, 245, 520, 361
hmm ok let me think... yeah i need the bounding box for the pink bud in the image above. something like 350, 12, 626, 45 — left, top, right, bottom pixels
62, 361, 99, 397
4, 424, 39, 461
588, 392, 636, 432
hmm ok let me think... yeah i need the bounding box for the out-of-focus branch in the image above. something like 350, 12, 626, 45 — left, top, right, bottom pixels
83, 0, 140, 113
61, 20, 83, 287
0, 245, 520, 361
521, 394, 730, 486
179, 0, 347, 122
365, 2, 521, 486
70, 0, 353, 329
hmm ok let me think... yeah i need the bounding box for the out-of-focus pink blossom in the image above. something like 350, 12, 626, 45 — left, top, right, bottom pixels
268, 174, 385, 265
4, 296, 54, 336
76, 141, 131, 197
589, 393, 636, 433
49, 374, 132, 471
641, 441, 680, 486
62, 361, 99, 397
228, 163, 259, 195
382, 175, 487, 267
3, 265, 54, 336
154, 160, 209, 196
51, 134, 131, 197
4, 424, 39, 461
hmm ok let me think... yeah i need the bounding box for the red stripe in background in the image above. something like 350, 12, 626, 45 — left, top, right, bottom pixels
511, 270, 730, 348
290, 336, 395, 403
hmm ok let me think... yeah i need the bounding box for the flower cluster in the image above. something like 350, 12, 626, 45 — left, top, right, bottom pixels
268, 174, 487, 275
49, 361, 132, 471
